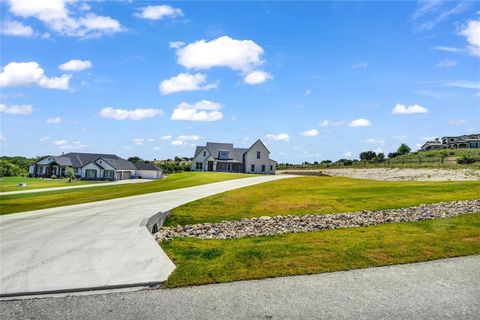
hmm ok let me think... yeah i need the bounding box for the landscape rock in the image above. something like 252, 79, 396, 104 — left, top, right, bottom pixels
154, 200, 480, 242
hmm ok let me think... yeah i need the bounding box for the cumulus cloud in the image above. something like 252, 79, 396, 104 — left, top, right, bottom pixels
0, 19, 34, 36
0, 61, 70, 89
160, 135, 172, 140
301, 129, 319, 137
174, 36, 272, 83
59, 59, 92, 72
6, 0, 124, 38
347, 118, 371, 127
0, 103, 32, 115
159, 73, 216, 95
171, 134, 202, 146
171, 100, 223, 122
459, 19, 480, 57
266, 133, 290, 142
171, 140, 184, 146
243, 70, 272, 84
132, 138, 144, 146
176, 36, 263, 72
46, 117, 61, 124
134, 5, 183, 20
344, 151, 352, 157
392, 104, 428, 114
99, 107, 163, 120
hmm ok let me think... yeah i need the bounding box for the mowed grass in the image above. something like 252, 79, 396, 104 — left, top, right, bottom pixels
0, 172, 254, 215
167, 176, 480, 226
163, 213, 480, 287
0, 176, 103, 192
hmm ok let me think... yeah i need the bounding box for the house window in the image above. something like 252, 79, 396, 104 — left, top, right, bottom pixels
261, 165, 265, 172
257, 151, 261, 159
270, 165, 273, 171
219, 151, 229, 159
196, 162, 203, 170
103, 170, 114, 179
203, 151, 206, 157
85, 169, 97, 178
251, 164, 255, 172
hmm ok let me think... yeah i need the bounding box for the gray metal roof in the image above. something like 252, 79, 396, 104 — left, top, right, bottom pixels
60, 152, 120, 168
51, 156, 73, 166
100, 158, 137, 171
135, 162, 162, 171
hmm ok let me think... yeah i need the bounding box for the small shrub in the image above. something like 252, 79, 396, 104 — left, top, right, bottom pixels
457, 156, 476, 165
50, 175, 57, 179
343, 160, 353, 166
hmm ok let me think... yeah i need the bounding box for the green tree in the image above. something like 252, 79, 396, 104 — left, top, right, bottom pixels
359, 151, 377, 161
127, 156, 143, 163
397, 143, 411, 155
65, 167, 75, 180
0, 160, 26, 177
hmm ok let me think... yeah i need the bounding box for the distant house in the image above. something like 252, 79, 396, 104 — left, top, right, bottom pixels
191, 139, 276, 174
28, 152, 163, 180
420, 134, 480, 151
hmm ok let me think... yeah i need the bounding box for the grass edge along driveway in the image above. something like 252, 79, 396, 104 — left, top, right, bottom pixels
163, 213, 480, 288
0, 172, 255, 215
0, 176, 104, 192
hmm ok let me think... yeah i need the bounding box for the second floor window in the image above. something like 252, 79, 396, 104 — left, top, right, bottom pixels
203, 151, 206, 157
219, 151, 229, 159
256, 151, 261, 159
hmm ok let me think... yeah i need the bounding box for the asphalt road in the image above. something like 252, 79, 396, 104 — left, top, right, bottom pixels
0, 175, 292, 297
2, 256, 479, 319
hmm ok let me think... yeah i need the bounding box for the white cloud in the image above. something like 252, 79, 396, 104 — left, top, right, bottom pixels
448, 119, 467, 125
0, 133, 6, 143
352, 62, 369, 69
412, 1, 470, 31
319, 119, 345, 127
0, 61, 70, 89
171, 100, 223, 122
178, 135, 201, 141
459, 19, 480, 57
392, 104, 429, 115
169, 41, 185, 49
147, 138, 154, 142
133, 138, 144, 146
171, 140, 184, 146
366, 138, 385, 145
59, 59, 92, 72
301, 129, 319, 137
305, 89, 312, 96
134, 5, 183, 20
0, 103, 32, 115
344, 151, 352, 157
160, 135, 172, 140
6, 0, 124, 38
432, 46, 464, 53
159, 73, 216, 95
266, 133, 290, 142
445, 81, 480, 89
0, 20, 34, 36
436, 59, 457, 67
348, 118, 371, 127
52, 139, 88, 150
176, 36, 264, 72
243, 70, 272, 84
46, 117, 61, 124
99, 107, 163, 120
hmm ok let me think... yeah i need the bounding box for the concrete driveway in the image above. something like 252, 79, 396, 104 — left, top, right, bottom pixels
1, 256, 478, 319
0, 175, 292, 297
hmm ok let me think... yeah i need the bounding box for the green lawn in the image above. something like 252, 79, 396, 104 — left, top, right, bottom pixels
0, 172, 254, 215
167, 176, 480, 226
163, 213, 480, 288
0, 176, 104, 192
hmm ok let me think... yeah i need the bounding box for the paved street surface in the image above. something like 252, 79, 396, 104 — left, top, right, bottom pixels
0, 175, 291, 296
0, 178, 154, 196
1, 256, 479, 319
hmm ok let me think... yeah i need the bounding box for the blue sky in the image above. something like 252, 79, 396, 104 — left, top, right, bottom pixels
1, 0, 479, 162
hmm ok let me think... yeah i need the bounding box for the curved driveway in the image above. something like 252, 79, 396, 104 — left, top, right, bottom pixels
0, 175, 292, 297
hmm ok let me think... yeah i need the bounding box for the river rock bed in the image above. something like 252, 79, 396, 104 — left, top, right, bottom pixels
154, 200, 480, 242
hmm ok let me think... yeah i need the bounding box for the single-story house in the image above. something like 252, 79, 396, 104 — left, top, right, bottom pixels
191, 139, 276, 174
28, 152, 163, 180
